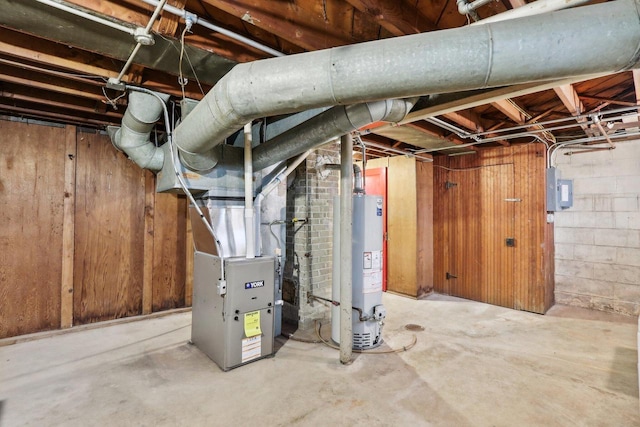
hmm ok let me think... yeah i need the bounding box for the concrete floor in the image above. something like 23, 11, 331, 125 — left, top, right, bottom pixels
0, 293, 638, 426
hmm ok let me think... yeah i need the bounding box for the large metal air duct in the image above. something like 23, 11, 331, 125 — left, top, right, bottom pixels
108, 90, 169, 172
173, 0, 640, 164
252, 98, 415, 171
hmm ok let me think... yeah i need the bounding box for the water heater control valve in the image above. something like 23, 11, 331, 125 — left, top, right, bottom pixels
373, 304, 386, 321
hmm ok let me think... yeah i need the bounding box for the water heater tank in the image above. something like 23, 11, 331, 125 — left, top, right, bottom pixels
331, 194, 385, 349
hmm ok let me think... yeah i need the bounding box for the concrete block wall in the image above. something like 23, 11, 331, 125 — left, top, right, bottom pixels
554, 140, 640, 316
283, 142, 340, 329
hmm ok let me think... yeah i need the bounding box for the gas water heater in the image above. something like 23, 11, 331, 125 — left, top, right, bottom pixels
331, 194, 386, 349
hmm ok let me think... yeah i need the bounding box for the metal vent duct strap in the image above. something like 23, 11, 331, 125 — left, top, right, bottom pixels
173, 0, 640, 159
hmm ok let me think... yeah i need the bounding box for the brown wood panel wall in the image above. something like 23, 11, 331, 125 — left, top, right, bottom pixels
0, 120, 189, 338
73, 131, 146, 324
415, 160, 434, 297
152, 192, 187, 311
433, 144, 552, 314
0, 120, 65, 337
387, 156, 418, 296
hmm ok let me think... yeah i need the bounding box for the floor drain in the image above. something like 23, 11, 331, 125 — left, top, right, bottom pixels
404, 324, 424, 331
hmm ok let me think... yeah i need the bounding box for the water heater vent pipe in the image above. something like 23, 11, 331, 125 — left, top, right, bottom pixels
244, 122, 255, 259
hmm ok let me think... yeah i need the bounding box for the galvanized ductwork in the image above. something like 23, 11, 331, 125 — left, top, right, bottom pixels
173, 0, 640, 166
108, 90, 169, 172
252, 98, 415, 171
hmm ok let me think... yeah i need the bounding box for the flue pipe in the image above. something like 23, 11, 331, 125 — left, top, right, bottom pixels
244, 122, 255, 259
339, 133, 353, 364
107, 90, 169, 171
173, 0, 640, 164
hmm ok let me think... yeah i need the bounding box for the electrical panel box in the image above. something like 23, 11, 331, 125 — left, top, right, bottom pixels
192, 253, 275, 371
546, 167, 573, 212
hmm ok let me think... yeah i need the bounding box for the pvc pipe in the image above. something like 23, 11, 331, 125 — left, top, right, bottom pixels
35, 0, 135, 35
339, 133, 353, 364
173, 0, 640, 161
244, 122, 255, 259
477, 0, 592, 24
139, 0, 284, 58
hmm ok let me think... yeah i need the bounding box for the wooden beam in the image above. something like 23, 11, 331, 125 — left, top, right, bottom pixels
344, 0, 437, 36
0, 84, 122, 118
60, 125, 77, 329
0, 28, 120, 79
142, 171, 155, 315
633, 69, 640, 105
157, 0, 188, 36
507, 0, 527, 8
405, 121, 470, 147
553, 83, 594, 136
0, 103, 120, 127
443, 111, 483, 132
397, 74, 612, 126
579, 95, 636, 107
491, 99, 527, 124
200, 0, 355, 51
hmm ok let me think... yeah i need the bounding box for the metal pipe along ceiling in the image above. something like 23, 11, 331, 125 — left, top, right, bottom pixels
173, 0, 640, 162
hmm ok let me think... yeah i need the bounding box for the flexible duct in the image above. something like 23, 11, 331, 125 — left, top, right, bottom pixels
173, 0, 640, 164
252, 98, 415, 171
108, 90, 169, 171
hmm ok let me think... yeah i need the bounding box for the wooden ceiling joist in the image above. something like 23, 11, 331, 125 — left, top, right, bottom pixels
344, 0, 437, 36
553, 83, 593, 136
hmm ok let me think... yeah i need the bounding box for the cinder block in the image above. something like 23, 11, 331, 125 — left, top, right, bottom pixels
594, 195, 613, 212
616, 176, 640, 194
574, 176, 617, 195
554, 291, 590, 308
571, 196, 594, 212
594, 229, 634, 248
613, 196, 639, 212
613, 300, 640, 316
554, 227, 594, 245
573, 244, 616, 263
555, 259, 594, 279
616, 247, 640, 267
554, 243, 575, 260
613, 283, 640, 301
555, 276, 614, 297
573, 212, 615, 228
554, 212, 574, 228
587, 295, 616, 313
593, 263, 640, 285
614, 212, 640, 230
610, 140, 640, 160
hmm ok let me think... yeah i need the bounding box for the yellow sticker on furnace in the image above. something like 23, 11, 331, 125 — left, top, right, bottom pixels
244, 310, 261, 337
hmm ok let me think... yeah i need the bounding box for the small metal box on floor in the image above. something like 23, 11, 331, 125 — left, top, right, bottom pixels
192, 253, 275, 371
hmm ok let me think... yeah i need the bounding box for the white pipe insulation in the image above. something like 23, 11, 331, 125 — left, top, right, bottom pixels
173, 0, 640, 168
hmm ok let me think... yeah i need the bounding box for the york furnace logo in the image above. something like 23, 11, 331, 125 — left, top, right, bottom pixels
245, 280, 265, 289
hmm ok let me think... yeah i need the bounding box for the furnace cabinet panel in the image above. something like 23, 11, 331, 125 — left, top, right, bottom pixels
192, 254, 275, 371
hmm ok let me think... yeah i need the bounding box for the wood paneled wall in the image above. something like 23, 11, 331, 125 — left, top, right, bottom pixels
0, 119, 190, 338
433, 144, 553, 314
366, 156, 434, 298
